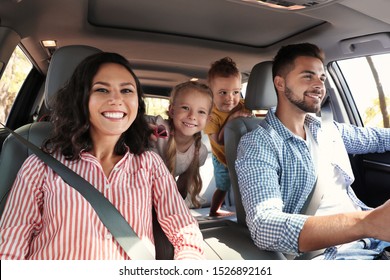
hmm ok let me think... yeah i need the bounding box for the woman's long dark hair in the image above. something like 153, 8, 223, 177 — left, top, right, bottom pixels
43, 52, 151, 159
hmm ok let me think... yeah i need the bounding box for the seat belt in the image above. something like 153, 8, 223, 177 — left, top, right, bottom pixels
293, 98, 335, 260
300, 97, 334, 216
0, 123, 154, 260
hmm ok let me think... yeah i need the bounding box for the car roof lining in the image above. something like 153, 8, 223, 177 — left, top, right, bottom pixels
88, 0, 325, 48
1, 0, 390, 90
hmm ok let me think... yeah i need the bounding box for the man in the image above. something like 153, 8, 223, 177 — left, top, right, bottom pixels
235, 43, 390, 259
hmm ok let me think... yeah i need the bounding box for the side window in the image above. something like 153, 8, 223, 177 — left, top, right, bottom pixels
337, 54, 390, 128
0, 46, 33, 124
241, 81, 248, 97
143, 95, 170, 119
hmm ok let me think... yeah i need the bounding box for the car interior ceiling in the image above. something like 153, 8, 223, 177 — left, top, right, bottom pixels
2, 0, 390, 89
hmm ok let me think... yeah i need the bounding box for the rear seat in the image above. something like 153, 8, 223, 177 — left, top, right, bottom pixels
224, 61, 277, 226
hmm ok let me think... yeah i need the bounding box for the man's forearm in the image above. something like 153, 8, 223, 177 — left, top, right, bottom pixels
298, 211, 369, 252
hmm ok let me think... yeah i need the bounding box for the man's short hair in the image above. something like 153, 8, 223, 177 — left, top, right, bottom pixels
272, 43, 325, 79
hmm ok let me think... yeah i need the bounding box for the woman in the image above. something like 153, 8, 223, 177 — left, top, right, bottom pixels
0, 52, 205, 260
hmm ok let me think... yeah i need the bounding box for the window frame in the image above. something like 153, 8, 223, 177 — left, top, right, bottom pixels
328, 54, 390, 129
327, 61, 363, 127
0, 45, 44, 129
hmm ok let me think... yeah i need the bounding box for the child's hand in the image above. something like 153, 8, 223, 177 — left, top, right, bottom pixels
228, 108, 253, 121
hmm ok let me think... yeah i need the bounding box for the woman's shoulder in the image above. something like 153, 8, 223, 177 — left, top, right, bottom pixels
22, 151, 82, 174
132, 150, 165, 165
24, 153, 46, 165
17, 153, 51, 177
129, 150, 171, 176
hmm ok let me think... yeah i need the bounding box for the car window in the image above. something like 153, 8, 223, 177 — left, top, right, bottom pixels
337, 54, 390, 128
144, 95, 170, 119
0, 46, 33, 124
241, 81, 248, 97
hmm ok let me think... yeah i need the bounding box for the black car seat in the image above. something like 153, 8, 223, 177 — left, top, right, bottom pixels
224, 61, 277, 226
0, 45, 102, 216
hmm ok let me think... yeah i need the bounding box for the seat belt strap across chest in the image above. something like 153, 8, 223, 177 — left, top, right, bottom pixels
300, 98, 334, 216
293, 99, 335, 260
1, 123, 154, 260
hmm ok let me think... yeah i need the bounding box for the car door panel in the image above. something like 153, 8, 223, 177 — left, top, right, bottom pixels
351, 151, 390, 207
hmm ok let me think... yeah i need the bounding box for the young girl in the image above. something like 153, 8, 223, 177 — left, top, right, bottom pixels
0, 52, 205, 260
147, 81, 213, 208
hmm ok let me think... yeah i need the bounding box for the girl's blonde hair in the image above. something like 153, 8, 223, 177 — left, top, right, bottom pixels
166, 81, 213, 208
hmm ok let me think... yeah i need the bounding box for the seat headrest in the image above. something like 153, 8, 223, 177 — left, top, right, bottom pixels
44, 45, 102, 110
244, 61, 277, 110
